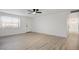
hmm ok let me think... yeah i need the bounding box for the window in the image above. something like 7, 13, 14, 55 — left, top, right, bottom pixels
0, 15, 20, 28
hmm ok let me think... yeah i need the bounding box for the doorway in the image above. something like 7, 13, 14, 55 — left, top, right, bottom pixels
68, 13, 78, 34
66, 12, 79, 49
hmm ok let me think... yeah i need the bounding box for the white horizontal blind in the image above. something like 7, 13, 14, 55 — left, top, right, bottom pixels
0, 15, 20, 28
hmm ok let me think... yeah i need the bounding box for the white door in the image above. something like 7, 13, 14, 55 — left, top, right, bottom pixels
68, 13, 79, 33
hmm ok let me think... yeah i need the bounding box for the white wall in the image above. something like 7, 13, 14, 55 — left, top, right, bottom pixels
0, 12, 32, 37
32, 12, 69, 37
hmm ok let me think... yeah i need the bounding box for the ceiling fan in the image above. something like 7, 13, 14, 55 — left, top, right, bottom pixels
27, 9, 42, 15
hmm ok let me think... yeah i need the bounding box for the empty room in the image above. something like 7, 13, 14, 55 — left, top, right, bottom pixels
0, 9, 79, 50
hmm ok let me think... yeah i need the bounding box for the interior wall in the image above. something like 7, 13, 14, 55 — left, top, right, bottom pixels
32, 12, 69, 37
0, 12, 32, 37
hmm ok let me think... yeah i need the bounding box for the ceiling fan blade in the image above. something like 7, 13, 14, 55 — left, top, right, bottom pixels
36, 12, 42, 13
27, 10, 33, 12
71, 10, 79, 13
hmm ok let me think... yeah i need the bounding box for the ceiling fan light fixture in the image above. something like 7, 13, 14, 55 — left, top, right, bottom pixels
32, 12, 36, 15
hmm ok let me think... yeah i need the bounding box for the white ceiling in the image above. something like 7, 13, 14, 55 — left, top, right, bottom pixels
0, 9, 74, 18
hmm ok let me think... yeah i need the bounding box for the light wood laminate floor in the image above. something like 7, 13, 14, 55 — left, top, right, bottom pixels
0, 32, 66, 50
65, 33, 79, 50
